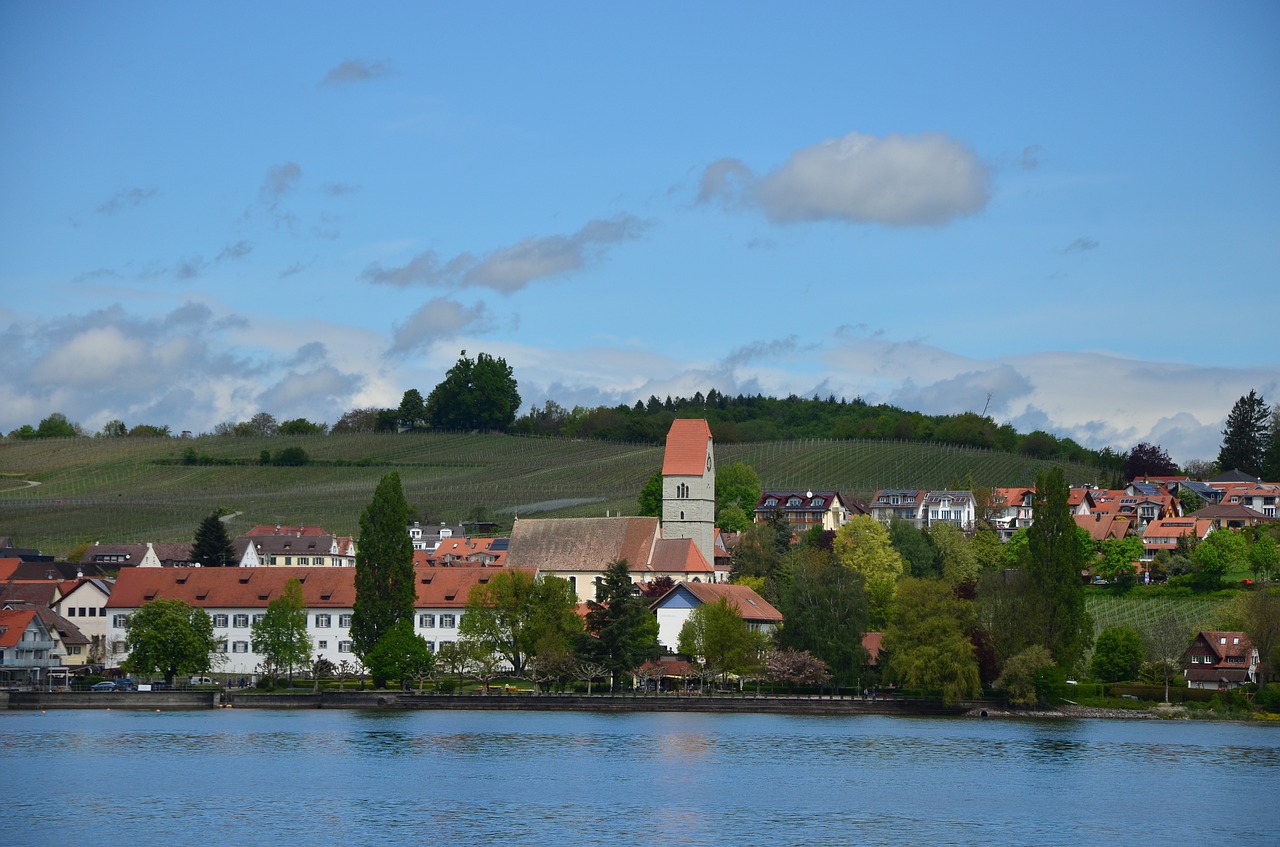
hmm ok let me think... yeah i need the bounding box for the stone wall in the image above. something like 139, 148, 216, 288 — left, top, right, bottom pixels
7, 690, 219, 710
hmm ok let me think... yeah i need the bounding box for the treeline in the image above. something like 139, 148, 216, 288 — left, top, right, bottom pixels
513, 391, 1124, 471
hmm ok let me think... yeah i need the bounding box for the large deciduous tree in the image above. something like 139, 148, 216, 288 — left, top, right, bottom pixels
251, 578, 312, 683
191, 511, 236, 567
1089, 625, 1144, 683
425, 351, 521, 431
637, 472, 662, 517
397, 389, 426, 430
363, 618, 436, 692
123, 599, 220, 684
583, 559, 660, 690
833, 515, 905, 628
458, 569, 580, 677
883, 577, 980, 706
676, 597, 757, 685
1218, 390, 1270, 477
776, 549, 869, 687
1125, 442, 1180, 480
1191, 529, 1247, 591
715, 462, 761, 531
351, 472, 416, 665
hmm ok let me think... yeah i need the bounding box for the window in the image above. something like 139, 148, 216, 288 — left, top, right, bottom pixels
213, 614, 229, 627
66, 607, 76, 617
439, 614, 456, 628
298, 557, 308, 566
424, 641, 435, 653
438, 640, 453, 649
419, 614, 435, 628
233, 614, 249, 628
232, 641, 249, 653
1191, 656, 1199, 663
339, 614, 352, 627
338, 641, 352, 653
317, 640, 328, 650
315, 614, 331, 628
89, 607, 98, 617
113, 614, 129, 628
68, 645, 82, 655
219, 641, 229, 653
252, 614, 265, 625
270, 556, 278, 565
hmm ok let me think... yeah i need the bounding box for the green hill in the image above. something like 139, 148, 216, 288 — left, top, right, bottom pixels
0, 431, 1106, 558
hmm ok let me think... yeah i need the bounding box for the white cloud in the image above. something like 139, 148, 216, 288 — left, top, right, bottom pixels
363, 214, 651, 294
700, 131, 990, 227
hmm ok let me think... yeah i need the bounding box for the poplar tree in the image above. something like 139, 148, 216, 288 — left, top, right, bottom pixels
1025, 466, 1092, 670
351, 472, 415, 662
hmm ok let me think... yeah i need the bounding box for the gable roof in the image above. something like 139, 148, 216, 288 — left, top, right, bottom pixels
654, 581, 782, 624
647, 538, 714, 574
243, 524, 332, 538
506, 516, 660, 572
0, 608, 41, 647
662, 418, 712, 476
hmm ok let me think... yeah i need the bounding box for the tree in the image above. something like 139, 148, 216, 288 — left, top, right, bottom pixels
1090, 626, 1144, 683
1142, 613, 1191, 703
765, 648, 831, 694
730, 521, 784, 588
833, 515, 905, 629
1248, 534, 1280, 582
1125, 442, 1180, 480
1263, 408, 1280, 482
123, 599, 220, 684
637, 472, 662, 517
1176, 487, 1204, 515
883, 578, 980, 706
716, 462, 761, 524
233, 412, 279, 437
251, 578, 312, 683
98, 419, 127, 437
350, 472, 416, 668
583, 559, 660, 690
332, 407, 386, 433
35, 413, 81, 438
1218, 390, 1270, 477
929, 522, 978, 588
277, 418, 326, 435
1191, 529, 1247, 591
994, 645, 1055, 707
1238, 587, 1280, 687
1024, 466, 1092, 670
191, 511, 236, 567
776, 551, 869, 687
128, 423, 171, 437
676, 597, 755, 685
425, 351, 521, 431
363, 618, 436, 691
1095, 536, 1144, 586
459, 570, 580, 677
397, 389, 426, 430
889, 518, 940, 579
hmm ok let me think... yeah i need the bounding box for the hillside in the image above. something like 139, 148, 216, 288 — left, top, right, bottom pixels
0, 431, 1106, 558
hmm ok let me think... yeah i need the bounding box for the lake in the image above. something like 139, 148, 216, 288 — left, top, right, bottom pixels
4, 709, 1278, 846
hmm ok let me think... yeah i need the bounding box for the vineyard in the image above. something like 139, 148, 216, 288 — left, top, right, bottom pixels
1, 431, 1106, 558
1085, 591, 1239, 638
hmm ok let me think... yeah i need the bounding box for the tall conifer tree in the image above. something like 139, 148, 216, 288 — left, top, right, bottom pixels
351, 472, 415, 660
191, 511, 236, 567
1218, 390, 1270, 477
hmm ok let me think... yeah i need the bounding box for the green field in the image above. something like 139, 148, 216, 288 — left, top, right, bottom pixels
0, 432, 1106, 557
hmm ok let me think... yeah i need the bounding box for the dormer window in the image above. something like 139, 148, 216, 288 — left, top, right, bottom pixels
812, 498, 824, 506
788, 498, 802, 507
765, 498, 777, 507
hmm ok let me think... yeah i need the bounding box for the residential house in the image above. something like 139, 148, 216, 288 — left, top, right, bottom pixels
651, 581, 782, 654
1233, 485, 1280, 520
505, 516, 716, 603
753, 490, 859, 532
868, 490, 927, 527
0, 607, 56, 686
81, 542, 193, 569
1074, 513, 1134, 544
50, 577, 114, 665
425, 536, 509, 567
104, 565, 533, 676
1186, 503, 1271, 531
921, 490, 976, 530
1141, 518, 1213, 561
33, 606, 90, 668
1067, 488, 1097, 517
407, 522, 467, 553
233, 525, 357, 567
1183, 631, 1259, 690
990, 488, 1035, 541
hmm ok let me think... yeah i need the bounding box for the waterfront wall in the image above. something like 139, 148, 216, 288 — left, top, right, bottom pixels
7, 690, 220, 710
227, 690, 966, 716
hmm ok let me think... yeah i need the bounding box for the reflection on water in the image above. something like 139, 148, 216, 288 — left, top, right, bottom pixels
4, 710, 1278, 846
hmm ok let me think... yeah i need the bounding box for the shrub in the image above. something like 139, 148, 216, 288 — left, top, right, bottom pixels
436, 679, 457, 694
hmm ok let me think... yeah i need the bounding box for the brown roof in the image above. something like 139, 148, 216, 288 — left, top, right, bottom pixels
506, 516, 660, 573
662, 418, 712, 476
0, 582, 59, 607
243, 525, 332, 538
36, 607, 89, 646
105, 565, 534, 610
659, 582, 783, 624
862, 631, 884, 665
646, 538, 714, 574
81, 542, 194, 565
1074, 513, 1132, 541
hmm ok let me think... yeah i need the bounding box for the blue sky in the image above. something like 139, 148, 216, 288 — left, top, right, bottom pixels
2, 2, 1277, 464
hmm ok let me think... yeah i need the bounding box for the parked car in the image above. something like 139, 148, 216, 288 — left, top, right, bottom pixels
90, 681, 117, 692
149, 680, 172, 691
189, 676, 214, 686
115, 677, 138, 691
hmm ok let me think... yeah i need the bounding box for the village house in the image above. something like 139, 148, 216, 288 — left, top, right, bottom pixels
990, 487, 1035, 541
50, 577, 113, 665
651, 581, 782, 655
1141, 518, 1214, 561
921, 490, 976, 530
81, 541, 194, 568
753, 490, 862, 532
104, 565, 533, 677
1183, 630, 1259, 690
233, 525, 356, 567
868, 489, 927, 527
0, 607, 57, 686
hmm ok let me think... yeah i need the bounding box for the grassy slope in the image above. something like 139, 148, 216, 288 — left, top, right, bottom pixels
1085, 590, 1237, 639
0, 432, 1106, 557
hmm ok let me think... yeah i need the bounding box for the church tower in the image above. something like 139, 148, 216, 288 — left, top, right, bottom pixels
661, 418, 715, 564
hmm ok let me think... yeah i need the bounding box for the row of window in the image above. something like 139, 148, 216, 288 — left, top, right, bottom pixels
115, 612, 463, 630
64, 607, 102, 617
217, 639, 455, 656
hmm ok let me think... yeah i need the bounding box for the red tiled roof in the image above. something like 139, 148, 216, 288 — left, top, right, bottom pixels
243, 525, 332, 537
646, 538, 714, 574
662, 418, 712, 476
0, 608, 39, 647
0, 558, 21, 581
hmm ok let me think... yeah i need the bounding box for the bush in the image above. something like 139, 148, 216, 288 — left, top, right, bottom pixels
436, 679, 457, 694
1255, 684, 1280, 712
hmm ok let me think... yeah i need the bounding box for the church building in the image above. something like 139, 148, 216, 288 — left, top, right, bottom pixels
661, 418, 716, 566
